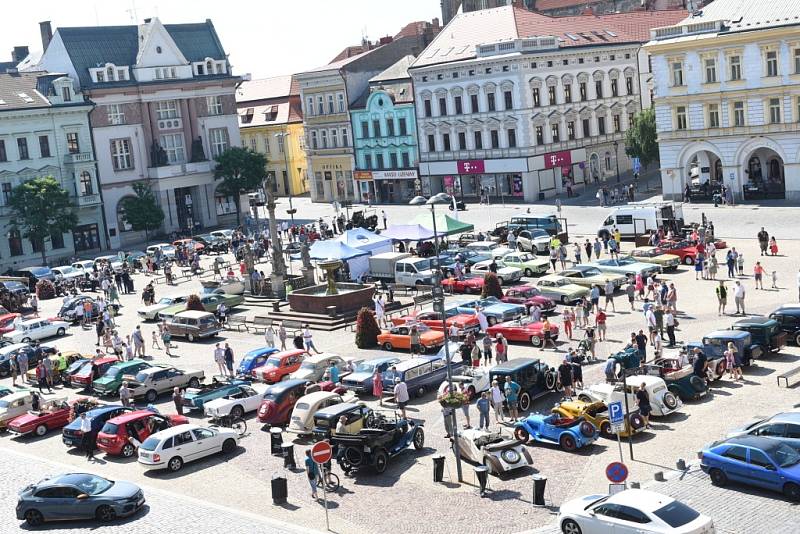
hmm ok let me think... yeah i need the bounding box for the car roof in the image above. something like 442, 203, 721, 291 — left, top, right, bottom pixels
0, 343, 32, 355
722, 435, 786, 451
359, 356, 400, 366
148, 424, 204, 440
106, 409, 160, 425
393, 355, 441, 371
2, 391, 32, 401
766, 412, 800, 424
265, 379, 308, 396
136, 366, 175, 376
84, 404, 125, 417
174, 310, 215, 319
110, 359, 147, 369
606, 489, 676, 511
774, 303, 800, 312
490, 357, 540, 372
37, 473, 104, 489
705, 330, 748, 339
733, 316, 775, 326
243, 347, 279, 359
304, 353, 342, 364
297, 391, 340, 404
314, 402, 361, 417
90, 357, 119, 365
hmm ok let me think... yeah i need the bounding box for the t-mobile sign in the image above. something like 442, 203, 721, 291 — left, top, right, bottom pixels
543, 150, 571, 169
457, 160, 485, 174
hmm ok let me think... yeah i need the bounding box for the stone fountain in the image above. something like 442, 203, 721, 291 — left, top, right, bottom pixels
287, 257, 375, 316
317, 258, 342, 295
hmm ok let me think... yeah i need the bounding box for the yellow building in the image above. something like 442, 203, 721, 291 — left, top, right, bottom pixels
236, 75, 308, 196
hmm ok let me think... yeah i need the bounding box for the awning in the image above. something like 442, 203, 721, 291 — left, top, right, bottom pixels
412, 212, 474, 236
379, 224, 438, 242
309, 240, 370, 261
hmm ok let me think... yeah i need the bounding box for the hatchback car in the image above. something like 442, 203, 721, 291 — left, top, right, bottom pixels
725, 412, 800, 450
251, 349, 305, 383
137, 424, 240, 472
97, 410, 189, 457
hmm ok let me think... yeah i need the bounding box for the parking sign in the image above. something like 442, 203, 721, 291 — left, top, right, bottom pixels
609, 401, 624, 425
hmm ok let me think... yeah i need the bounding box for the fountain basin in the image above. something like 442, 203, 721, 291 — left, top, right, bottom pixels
288, 283, 375, 315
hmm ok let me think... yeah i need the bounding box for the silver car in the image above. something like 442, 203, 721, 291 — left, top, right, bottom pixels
726, 412, 800, 450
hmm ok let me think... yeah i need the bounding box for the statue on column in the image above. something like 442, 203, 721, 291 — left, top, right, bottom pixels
266, 175, 287, 298
300, 240, 315, 286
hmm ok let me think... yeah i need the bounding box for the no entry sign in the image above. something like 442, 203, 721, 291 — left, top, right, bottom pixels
311, 441, 332, 464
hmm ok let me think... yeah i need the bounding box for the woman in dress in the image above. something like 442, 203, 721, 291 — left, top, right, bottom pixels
372, 368, 384, 405
635, 383, 652, 429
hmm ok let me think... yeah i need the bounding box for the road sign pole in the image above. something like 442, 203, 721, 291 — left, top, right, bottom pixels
622, 371, 634, 461
616, 430, 624, 465
322, 466, 330, 532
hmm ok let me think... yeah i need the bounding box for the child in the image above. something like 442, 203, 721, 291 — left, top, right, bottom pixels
737, 251, 744, 276
151, 330, 161, 350
769, 237, 778, 256
772, 271, 778, 289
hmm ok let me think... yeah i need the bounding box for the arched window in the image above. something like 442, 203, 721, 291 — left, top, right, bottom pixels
206, 60, 213, 74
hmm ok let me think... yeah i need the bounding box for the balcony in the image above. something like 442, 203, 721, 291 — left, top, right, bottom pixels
77, 194, 101, 207
147, 160, 212, 179
64, 152, 94, 164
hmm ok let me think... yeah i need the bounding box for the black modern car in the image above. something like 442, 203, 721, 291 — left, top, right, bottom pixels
769, 304, 800, 346
7, 267, 55, 292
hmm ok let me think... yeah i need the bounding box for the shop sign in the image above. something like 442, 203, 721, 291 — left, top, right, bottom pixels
457, 160, 485, 174
543, 150, 571, 169
354, 171, 373, 180
371, 169, 418, 180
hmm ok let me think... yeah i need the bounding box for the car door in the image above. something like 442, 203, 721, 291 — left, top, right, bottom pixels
719, 445, 750, 482
747, 448, 783, 491
584, 503, 623, 534
172, 429, 197, 461
611, 504, 653, 534
191, 428, 218, 459
33, 486, 76, 520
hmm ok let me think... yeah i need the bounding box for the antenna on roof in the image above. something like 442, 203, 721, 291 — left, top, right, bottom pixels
126, 0, 138, 23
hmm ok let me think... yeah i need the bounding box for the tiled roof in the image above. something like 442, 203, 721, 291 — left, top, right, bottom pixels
236, 74, 294, 103
370, 55, 414, 83
0, 72, 51, 110
673, 0, 800, 34
533, 0, 602, 10
237, 101, 295, 128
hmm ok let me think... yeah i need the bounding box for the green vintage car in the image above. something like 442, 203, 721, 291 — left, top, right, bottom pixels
557, 265, 626, 293
533, 275, 590, 305
91, 359, 152, 396
499, 252, 550, 277
158, 293, 244, 320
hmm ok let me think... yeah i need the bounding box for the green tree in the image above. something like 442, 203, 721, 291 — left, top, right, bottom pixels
481, 273, 503, 299
120, 181, 165, 241
624, 108, 659, 170
7, 176, 78, 265
214, 147, 267, 226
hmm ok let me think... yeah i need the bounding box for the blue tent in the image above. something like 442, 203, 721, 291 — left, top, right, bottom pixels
309, 240, 370, 260
337, 228, 392, 254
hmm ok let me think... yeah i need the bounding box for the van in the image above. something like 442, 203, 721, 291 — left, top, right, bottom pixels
368, 252, 411, 281
382, 353, 463, 398
507, 216, 566, 242
394, 257, 436, 287
165, 310, 220, 342
597, 203, 684, 239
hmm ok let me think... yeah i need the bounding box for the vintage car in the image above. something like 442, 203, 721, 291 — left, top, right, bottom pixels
57, 296, 120, 324
489, 358, 559, 412
341, 357, 402, 395
123, 365, 204, 403
377, 323, 445, 352
200, 277, 245, 296
496, 251, 548, 277
158, 294, 244, 320
204, 383, 270, 419
289, 353, 357, 382
437, 366, 492, 400
97, 409, 189, 457
250, 349, 305, 383
286, 390, 354, 435
391, 309, 480, 334
769, 304, 800, 346
181, 377, 250, 411
501, 285, 557, 313
312, 402, 372, 441
629, 247, 682, 271
466, 241, 507, 258
383, 352, 463, 398
455, 232, 499, 247
0, 391, 37, 430
731, 316, 787, 356
25, 351, 84, 387
193, 234, 229, 254
68, 357, 120, 390
556, 265, 627, 292
137, 424, 240, 472
532, 275, 589, 305
3, 318, 69, 344
137, 296, 189, 321
256, 379, 310, 426
453, 297, 526, 325
164, 310, 221, 341
91, 359, 152, 396
451, 248, 492, 268
453, 428, 532, 475
658, 239, 700, 265
330, 410, 424, 474
644, 359, 708, 401
471, 260, 524, 285
236, 346, 280, 377
552, 400, 646, 438
577, 375, 680, 417
61, 405, 134, 449
486, 318, 560, 347
515, 228, 552, 254
590, 257, 661, 279
0, 343, 57, 378
441, 274, 485, 294
514, 413, 599, 451
7, 397, 100, 438
607, 347, 642, 378
687, 329, 763, 372
0, 313, 21, 335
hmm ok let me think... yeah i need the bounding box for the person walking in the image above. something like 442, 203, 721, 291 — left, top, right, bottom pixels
595, 309, 607, 341
303, 325, 321, 355
562, 307, 574, 340
223, 343, 234, 377
278, 322, 287, 351
458, 383, 472, 429
757, 227, 769, 256
665, 309, 676, 347
769, 236, 779, 256
593, 238, 602, 260
558, 359, 573, 399
482, 334, 493, 366
737, 250, 745, 276
626, 282, 636, 311
409, 326, 421, 357
584, 239, 593, 262
590, 285, 600, 313
372, 368, 384, 405
35, 362, 52, 394
708, 255, 718, 280
726, 248, 737, 278
373, 293, 386, 327
604, 280, 616, 312
17, 350, 29, 383
490, 380, 504, 423
264, 325, 276, 348
734, 281, 746, 315
42, 355, 53, 390
635, 383, 652, 429
503, 376, 520, 421
171, 387, 184, 416
541, 317, 556, 350
477, 392, 490, 430
495, 334, 507, 363
666, 283, 677, 313
635, 330, 648, 363
753, 261, 765, 290
304, 450, 319, 501
132, 325, 145, 359
724, 343, 736, 380
119, 381, 131, 407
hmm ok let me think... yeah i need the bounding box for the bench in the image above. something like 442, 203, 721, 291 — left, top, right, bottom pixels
250, 316, 273, 334
282, 320, 303, 336
777, 366, 800, 387
413, 293, 433, 310
227, 315, 248, 332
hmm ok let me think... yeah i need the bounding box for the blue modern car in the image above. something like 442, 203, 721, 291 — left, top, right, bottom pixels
340, 357, 401, 395
513, 413, 599, 452
16, 473, 144, 526
700, 436, 800, 501
182, 378, 251, 411
62, 405, 133, 449
453, 297, 526, 325
236, 347, 279, 377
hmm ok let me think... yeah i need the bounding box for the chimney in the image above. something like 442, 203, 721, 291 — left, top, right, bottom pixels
11, 46, 29, 64
432, 17, 440, 28
39, 21, 52, 52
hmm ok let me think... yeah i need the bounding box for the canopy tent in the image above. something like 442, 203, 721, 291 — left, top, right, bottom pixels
309, 240, 370, 281
337, 228, 392, 255
379, 224, 438, 242
412, 212, 474, 236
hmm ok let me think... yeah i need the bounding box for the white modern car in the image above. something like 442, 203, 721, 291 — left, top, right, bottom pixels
2, 319, 69, 344
558, 489, 715, 534
515, 228, 552, 253
94, 255, 124, 273
146, 244, 176, 259
577, 375, 682, 418
203, 384, 270, 419
71, 259, 96, 275
137, 424, 240, 472
50, 266, 84, 282
471, 260, 523, 285
210, 229, 233, 241
137, 296, 189, 321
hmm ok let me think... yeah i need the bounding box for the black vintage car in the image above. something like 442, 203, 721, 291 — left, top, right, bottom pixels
731, 316, 787, 356
0, 343, 58, 378
57, 296, 120, 324
193, 234, 229, 255
488, 358, 559, 412
769, 305, 800, 346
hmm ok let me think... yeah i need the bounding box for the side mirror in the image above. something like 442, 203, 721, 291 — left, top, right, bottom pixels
764, 463, 777, 471
76, 493, 89, 500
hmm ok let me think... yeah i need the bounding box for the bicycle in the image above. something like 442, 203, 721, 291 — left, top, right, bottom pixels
315, 467, 340, 492
212, 414, 247, 436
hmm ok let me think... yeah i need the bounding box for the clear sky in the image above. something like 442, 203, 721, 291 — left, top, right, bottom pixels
1, 0, 441, 80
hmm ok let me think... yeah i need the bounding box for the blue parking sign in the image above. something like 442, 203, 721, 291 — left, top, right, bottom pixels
609, 401, 624, 425
632, 158, 641, 173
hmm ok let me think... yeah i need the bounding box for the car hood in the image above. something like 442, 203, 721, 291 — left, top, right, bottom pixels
342, 372, 372, 383
559, 494, 606, 516
99, 480, 141, 500
92, 376, 116, 386
139, 303, 170, 313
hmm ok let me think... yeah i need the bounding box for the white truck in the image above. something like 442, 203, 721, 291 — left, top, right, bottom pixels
394, 257, 438, 287
369, 252, 411, 282
597, 203, 684, 240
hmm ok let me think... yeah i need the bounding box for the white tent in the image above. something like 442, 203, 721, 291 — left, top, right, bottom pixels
337, 228, 393, 256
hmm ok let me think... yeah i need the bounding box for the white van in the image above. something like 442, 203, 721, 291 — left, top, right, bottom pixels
597, 203, 684, 239
394, 257, 437, 287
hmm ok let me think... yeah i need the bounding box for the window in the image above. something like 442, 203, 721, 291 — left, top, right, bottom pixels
625, 77, 633, 95
317, 96, 324, 115
321, 130, 328, 148
0, 140, 5, 162
209, 128, 229, 157
79, 171, 93, 196
487, 92, 495, 112
795, 49, 800, 74
629, 113, 635, 127
443, 133, 451, 151
248, 137, 256, 151
729, 55, 742, 80
473, 131, 483, 149
156, 100, 179, 120
376, 154, 385, 169
769, 98, 781, 123
548, 86, 556, 105
306, 97, 314, 116
338, 93, 345, 113
399, 117, 407, 136
439, 97, 447, 116
611, 79, 618, 97
8, 230, 22, 257
672, 61, 684, 86
567, 121, 575, 140
550, 123, 560, 143
722, 446, 748, 462
598, 116, 606, 135
470, 94, 479, 113
595, 80, 603, 99
454, 96, 463, 114
386, 119, 395, 137
532, 88, 541, 107
96, 71, 105, 82
490, 130, 499, 149
582, 118, 591, 137
702, 57, 717, 84
754, 424, 785, 437
389, 153, 398, 168
708, 103, 720, 128
766, 50, 779, 77
372, 119, 381, 138
504, 90, 513, 110
458, 132, 466, 150
66, 133, 80, 154
17, 138, 29, 159
1, 183, 11, 204
424, 99, 432, 117
427, 134, 436, 152
733, 101, 745, 126
361, 121, 369, 138
580, 82, 587, 101
564, 84, 572, 103
38, 136, 50, 158
401, 152, 410, 167
613, 114, 621, 133
110, 139, 132, 170
310, 131, 318, 149
107, 104, 125, 125
507, 128, 516, 148
331, 129, 338, 148
160, 133, 185, 164
62, 86, 72, 101
206, 96, 223, 115
797, 97, 800, 122
676, 106, 687, 130
341, 128, 349, 147
327, 94, 334, 114
364, 154, 372, 169
535, 126, 544, 145
748, 450, 774, 469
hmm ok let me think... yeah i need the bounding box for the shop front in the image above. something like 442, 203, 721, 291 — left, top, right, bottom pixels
310, 156, 356, 203
532, 148, 587, 199
419, 158, 530, 202
355, 169, 420, 204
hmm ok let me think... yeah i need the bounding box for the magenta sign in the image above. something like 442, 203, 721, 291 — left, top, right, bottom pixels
543, 150, 571, 169
457, 160, 485, 174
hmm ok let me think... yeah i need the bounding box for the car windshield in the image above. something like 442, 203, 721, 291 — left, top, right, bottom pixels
104, 366, 123, 378
27, 267, 50, 276
411, 259, 431, 271
0, 399, 10, 408
3, 282, 26, 290
354, 362, 376, 373
771, 443, 800, 467
652, 500, 700, 528
616, 257, 636, 265
58, 266, 77, 274
531, 229, 549, 238
299, 362, 316, 370
100, 422, 119, 435
140, 437, 160, 451
62, 474, 114, 496
157, 298, 173, 305
67, 360, 88, 374
516, 254, 534, 261
554, 278, 570, 286
264, 357, 282, 368
582, 268, 602, 276
134, 371, 149, 383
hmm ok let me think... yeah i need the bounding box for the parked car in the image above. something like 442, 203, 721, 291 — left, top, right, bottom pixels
16, 473, 145, 526
391, 309, 480, 333
607, 347, 642, 378
173, 238, 205, 254
455, 232, 499, 247
71, 260, 96, 276
499, 251, 550, 276
123, 365, 204, 403
471, 260, 523, 285
58, 296, 119, 324
97, 409, 189, 457
158, 293, 244, 320
514, 413, 599, 452
629, 247, 681, 271
138, 424, 240, 472
700, 436, 800, 501
8, 266, 55, 291
68, 357, 120, 390
61, 405, 133, 449
436, 366, 492, 400
533, 275, 589, 305
0, 343, 56, 378
250, 349, 305, 383
591, 257, 661, 279
515, 228, 552, 253
94, 255, 123, 273
558, 489, 715, 534
556, 265, 626, 293
441, 274, 485, 294
182, 378, 251, 411
466, 241, 505, 258
256, 379, 311, 426
312, 402, 372, 441
236, 346, 280, 377
453, 296, 526, 325
687, 329, 762, 371
1, 281, 29, 300
58, 356, 92, 388
7, 397, 100, 438
286, 391, 353, 435
552, 400, 645, 438
341, 357, 402, 395
0, 391, 37, 430
145, 243, 176, 258
658, 239, 700, 265
3, 318, 69, 344
91, 359, 152, 396
0, 313, 21, 334
644, 359, 708, 401
137, 296, 189, 321
382, 352, 463, 398
204, 383, 270, 419
453, 428, 532, 475
577, 375, 681, 417
51, 265, 84, 282
452, 248, 491, 268
209, 229, 233, 241
193, 234, 228, 254
489, 358, 559, 412
487, 318, 559, 347
164, 310, 221, 342
501, 285, 557, 313
725, 412, 800, 450
289, 353, 356, 382
731, 316, 787, 356
378, 323, 445, 352
769, 304, 800, 346
200, 277, 246, 296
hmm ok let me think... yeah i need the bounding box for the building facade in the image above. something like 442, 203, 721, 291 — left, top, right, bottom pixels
34, 18, 240, 248
237, 75, 308, 207
0, 71, 105, 268
412, 6, 685, 202
647, 0, 800, 201
350, 56, 420, 203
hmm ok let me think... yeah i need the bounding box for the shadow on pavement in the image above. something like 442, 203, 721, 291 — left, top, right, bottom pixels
18, 505, 150, 531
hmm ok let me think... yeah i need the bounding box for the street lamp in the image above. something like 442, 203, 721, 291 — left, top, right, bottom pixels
274, 132, 296, 224
613, 140, 621, 184
409, 192, 463, 482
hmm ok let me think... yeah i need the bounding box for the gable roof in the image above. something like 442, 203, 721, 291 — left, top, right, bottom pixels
0, 72, 51, 110
370, 55, 414, 83
666, 0, 800, 36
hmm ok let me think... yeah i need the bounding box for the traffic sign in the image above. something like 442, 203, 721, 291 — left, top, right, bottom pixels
609, 401, 624, 425
610, 423, 625, 434
311, 441, 332, 464
606, 462, 629, 483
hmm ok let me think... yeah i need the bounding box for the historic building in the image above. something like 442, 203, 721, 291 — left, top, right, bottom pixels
0, 70, 105, 268
647, 0, 800, 201
237, 75, 309, 207
350, 56, 419, 204
411, 6, 685, 202
33, 18, 240, 248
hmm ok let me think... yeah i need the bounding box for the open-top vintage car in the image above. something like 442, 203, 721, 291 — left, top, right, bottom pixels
486, 318, 559, 347
391, 309, 479, 333
7, 397, 100, 437
551, 400, 646, 438
437, 366, 491, 400
441, 274, 485, 294
182, 377, 250, 411
577, 375, 681, 417
513, 413, 599, 452
453, 428, 532, 475
646, 359, 708, 401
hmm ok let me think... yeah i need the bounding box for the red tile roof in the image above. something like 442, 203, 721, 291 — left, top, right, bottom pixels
533, 0, 603, 10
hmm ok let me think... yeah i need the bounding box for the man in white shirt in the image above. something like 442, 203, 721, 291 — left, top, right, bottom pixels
475, 307, 489, 333
645, 308, 657, 345
213, 343, 226, 376
448, 323, 459, 341
79, 413, 94, 460
734, 281, 746, 315
529, 305, 541, 322
393, 378, 409, 420
303, 325, 321, 354
489, 379, 505, 423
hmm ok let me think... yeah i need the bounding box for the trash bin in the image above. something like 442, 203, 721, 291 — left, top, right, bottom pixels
538, 192, 545, 201
433, 455, 446, 482
270, 427, 283, 455
474, 465, 489, 496
281, 443, 296, 469
271, 474, 287, 505
532, 474, 547, 506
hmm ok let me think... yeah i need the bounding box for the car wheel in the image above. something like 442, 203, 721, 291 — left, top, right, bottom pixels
188, 377, 200, 389
561, 295, 569, 304
168, 456, 184, 472
524, 268, 533, 277
145, 390, 158, 403
415, 386, 426, 398
629, 413, 645, 430
600, 421, 612, 436
187, 333, 195, 342
487, 317, 497, 326
231, 405, 245, 418
514, 427, 530, 443
373, 449, 389, 474
559, 434, 577, 452
545, 370, 558, 391
709, 468, 727, 486
383, 342, 393, 351
95, 505, 116, 522
561, 519, 582, 534
795, 333, 800, 346
518, 392, 531, 412
683, 256, 694, 265
783, 482, 800, 502
530, 335, 542, 347
222, 438, 237, 453
22, 337, 31, 343
663, 392, 679, 410
34, 424, 47, 437
577, 394, 592, 403
413, 428, 425, 450
122, 443, 136, 458
25, 509, 44, 526
56, 327, 66, 336
579, 421, 595, 438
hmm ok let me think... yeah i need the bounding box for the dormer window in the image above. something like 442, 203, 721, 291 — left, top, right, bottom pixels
206, 60, 213, 74
106, 66, 114, 80
62, 87, 71, 102
96, 71, 105, 82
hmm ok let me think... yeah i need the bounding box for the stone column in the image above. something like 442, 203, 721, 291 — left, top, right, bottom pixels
721, 165, 743, 203
660, 167, 681, 201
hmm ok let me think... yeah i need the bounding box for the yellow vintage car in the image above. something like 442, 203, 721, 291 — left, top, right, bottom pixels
25, 350, 86, 385
551, 399, 646, 438
628, 247, 681, 271
557, 265, 627, 293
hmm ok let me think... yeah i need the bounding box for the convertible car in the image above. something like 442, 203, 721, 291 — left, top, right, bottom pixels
377, 324, 445, 352
513, 413, 599, 452
551, 400, 645, 438
437, 366, 491, 400
157, 293, 244, 320
182, 378, 251, 411
453, 428, 532, 475
647, 359, 708, 401
501, 285, 557, 313
486, 319, 559, 347
7, 397, 100, 437
391, 309, 480, 333
532, 275, 589, 305
441, 274, 485, 294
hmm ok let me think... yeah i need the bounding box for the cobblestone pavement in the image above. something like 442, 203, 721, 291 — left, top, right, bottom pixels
0, 198, 798, 534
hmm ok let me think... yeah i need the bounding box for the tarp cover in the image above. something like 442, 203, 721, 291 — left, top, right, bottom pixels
337, 228, 392, 255
309, 240, 370, 260
412, 212, 474, 235
379, 224, 437, 242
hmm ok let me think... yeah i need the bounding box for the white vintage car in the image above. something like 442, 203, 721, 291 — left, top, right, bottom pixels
471, 260, 523, 285
3, 319, 69, 344
453, 428, 532, 475
203, 384, 270, 419
286, 390, 355, 435
201, 278, 245, 296
0, 391, 36, 429
137, 296, 189, 321
576, 375, 681, 417
437, 366, 492, 399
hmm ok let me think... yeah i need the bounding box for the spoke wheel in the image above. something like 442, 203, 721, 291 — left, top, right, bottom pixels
561, 519, 582, 534
231, 418, 247, 436
373, 450, 389, 474
413, 428, 425, 450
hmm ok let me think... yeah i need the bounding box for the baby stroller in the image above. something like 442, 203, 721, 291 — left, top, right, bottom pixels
577, 328, 597, 362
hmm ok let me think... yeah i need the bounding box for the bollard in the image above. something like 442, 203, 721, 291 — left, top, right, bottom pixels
654, 471, 665, 482
474, 465, 489, 497
271, 474, 287, 505
630, 481, 640, 489
281, 443, 296, 469
531, 474, 547, 506
433, 455, 446, 483
270, 427, 283, 455
676, 458, 687, 470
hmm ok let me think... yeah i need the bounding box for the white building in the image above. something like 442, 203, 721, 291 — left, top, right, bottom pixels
411, 6, 686, 202
647, 0, 800, 201
0, 71, 105, 268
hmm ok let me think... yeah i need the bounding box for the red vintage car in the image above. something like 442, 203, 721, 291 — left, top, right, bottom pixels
96, 409, 189, 457
441, 274, 484, 294
0, 313, 21, 334
501, 285, 557, 313
486, 319, 560, 346
68, 356, 119, 389
658, 240, 699, 265
392, 309, 480, 333
257, 379, 309, 426
251, 349, 306, 383
6, 397, 100, 437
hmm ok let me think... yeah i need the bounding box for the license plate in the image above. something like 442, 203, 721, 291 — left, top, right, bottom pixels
137, 497, 145, 507
64, 438, 75, 446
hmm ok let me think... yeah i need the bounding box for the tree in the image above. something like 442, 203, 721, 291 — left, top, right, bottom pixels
481, 273, 503, 299
355, 307, 381, 349
214, 147, 267, 226
624, 108, 659, 170
120, 181, 165, 240
7, 176, 78, 265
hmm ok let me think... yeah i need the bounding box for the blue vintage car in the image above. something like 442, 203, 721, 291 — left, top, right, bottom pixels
687, 329, 763, 376
513, 413, 599, 452
340, 356, 401, 395
182, 378, 251, 411
452, 297, 526, 325
236, 347, 279, 377
382, 350, 463, 398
